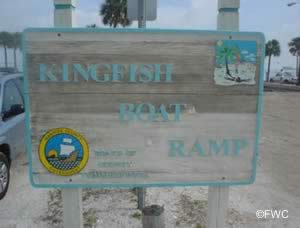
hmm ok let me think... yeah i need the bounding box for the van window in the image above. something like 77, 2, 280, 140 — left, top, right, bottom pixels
13, 77, 24, 95
2, 80, 24, 119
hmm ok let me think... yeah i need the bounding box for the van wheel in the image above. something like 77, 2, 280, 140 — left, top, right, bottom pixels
0, 152, 9, 200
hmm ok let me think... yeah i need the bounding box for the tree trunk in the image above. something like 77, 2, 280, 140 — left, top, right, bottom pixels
13, 47, 17, 71
225, 56, 232, 77
296, 55, 299, 78
297, 54, 300, 86
266, 55, 272, 82
4, 45, 8, 68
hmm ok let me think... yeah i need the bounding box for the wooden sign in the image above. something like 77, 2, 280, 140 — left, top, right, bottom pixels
23, 28, 265, 188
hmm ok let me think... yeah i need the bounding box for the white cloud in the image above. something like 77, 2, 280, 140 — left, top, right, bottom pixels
76, 9, 102, 27
0, 0, 52, 32
148, 0, 217, 29
265, 24, 299, 70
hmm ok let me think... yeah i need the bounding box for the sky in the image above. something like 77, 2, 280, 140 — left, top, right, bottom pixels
0, 0, 299, 71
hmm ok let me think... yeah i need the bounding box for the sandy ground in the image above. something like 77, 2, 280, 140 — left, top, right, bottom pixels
214, 63, 256, 86
0, 91, 300, 228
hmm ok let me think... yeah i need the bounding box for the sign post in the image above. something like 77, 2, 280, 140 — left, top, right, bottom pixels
128, 0, 159, 210
137, 0, 147, 210
127, 0, 158, 28
138, 0, 146, 28
53, 1, 83, 228
208, 1, 241, 228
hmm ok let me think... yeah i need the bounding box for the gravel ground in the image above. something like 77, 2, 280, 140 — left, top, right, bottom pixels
0, 91, 299, 228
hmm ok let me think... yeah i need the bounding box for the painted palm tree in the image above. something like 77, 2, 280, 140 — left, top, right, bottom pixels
288, 37, 300, 85
217, 44, 235, 79
265, 39, 281, 82
100, 0, 131, 28
12, 32, 22, 71
0, 32, 13, 68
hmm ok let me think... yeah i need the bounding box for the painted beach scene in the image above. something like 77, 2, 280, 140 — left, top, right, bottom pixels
214, 40, 257, 86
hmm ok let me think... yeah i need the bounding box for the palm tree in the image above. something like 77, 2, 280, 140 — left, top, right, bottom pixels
288, 37, 300, 85
265, 39, 281, 82
100, 0, 131, 28
0, 32, 13, 68
12, 32, 22, 71
217, 44, 236, 78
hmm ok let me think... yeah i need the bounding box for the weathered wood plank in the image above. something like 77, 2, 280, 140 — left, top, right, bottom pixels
25, 30, 264, 45
26, 53, 216, 81
28, 80, 259, 95
29, 113, 255, 184
27, 41, 215, 56
26, 54, 260, 95
28, 93, 258, 113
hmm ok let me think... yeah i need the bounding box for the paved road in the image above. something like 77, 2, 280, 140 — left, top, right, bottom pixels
264, 82, 300, 92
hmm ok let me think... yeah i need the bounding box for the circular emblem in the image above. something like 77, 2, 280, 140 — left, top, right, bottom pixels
39, 128, 89, 176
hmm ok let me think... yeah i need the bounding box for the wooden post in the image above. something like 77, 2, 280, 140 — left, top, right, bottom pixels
207, 187, 229, 228
53, 1, 83, 228
142, 205, 165, 228
207, 1, 240, 228
62, 188, 83, 228
137, 187, 146, 210
137, 0, 147, 210
138, 0, 146, 28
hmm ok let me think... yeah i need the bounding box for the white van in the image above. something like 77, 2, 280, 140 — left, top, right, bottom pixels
270, 67, 297, 84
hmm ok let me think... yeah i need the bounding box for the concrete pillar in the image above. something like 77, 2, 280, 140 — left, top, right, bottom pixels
217, 0, 240, 31
54, 0, 76, 27
207, 1, 240, 228
53, 1, 82, 228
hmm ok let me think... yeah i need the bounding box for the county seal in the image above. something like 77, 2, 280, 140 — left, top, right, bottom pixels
39, 128, 89, 176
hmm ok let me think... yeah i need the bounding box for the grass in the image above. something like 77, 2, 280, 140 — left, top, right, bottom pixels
175, 194, 207, 227
83, 208, 98, 227
41, 189, 101, 228
131, 211, 142, 220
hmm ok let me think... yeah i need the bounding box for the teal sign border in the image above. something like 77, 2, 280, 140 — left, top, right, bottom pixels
22, 28, 265, 188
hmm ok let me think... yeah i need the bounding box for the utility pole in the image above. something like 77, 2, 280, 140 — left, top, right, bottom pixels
53, 1, 83, 228
208, 2, 240, 228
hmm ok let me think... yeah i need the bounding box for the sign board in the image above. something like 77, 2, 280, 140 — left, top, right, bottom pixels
127, 0, 157, 21
23, 28, 265, 188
